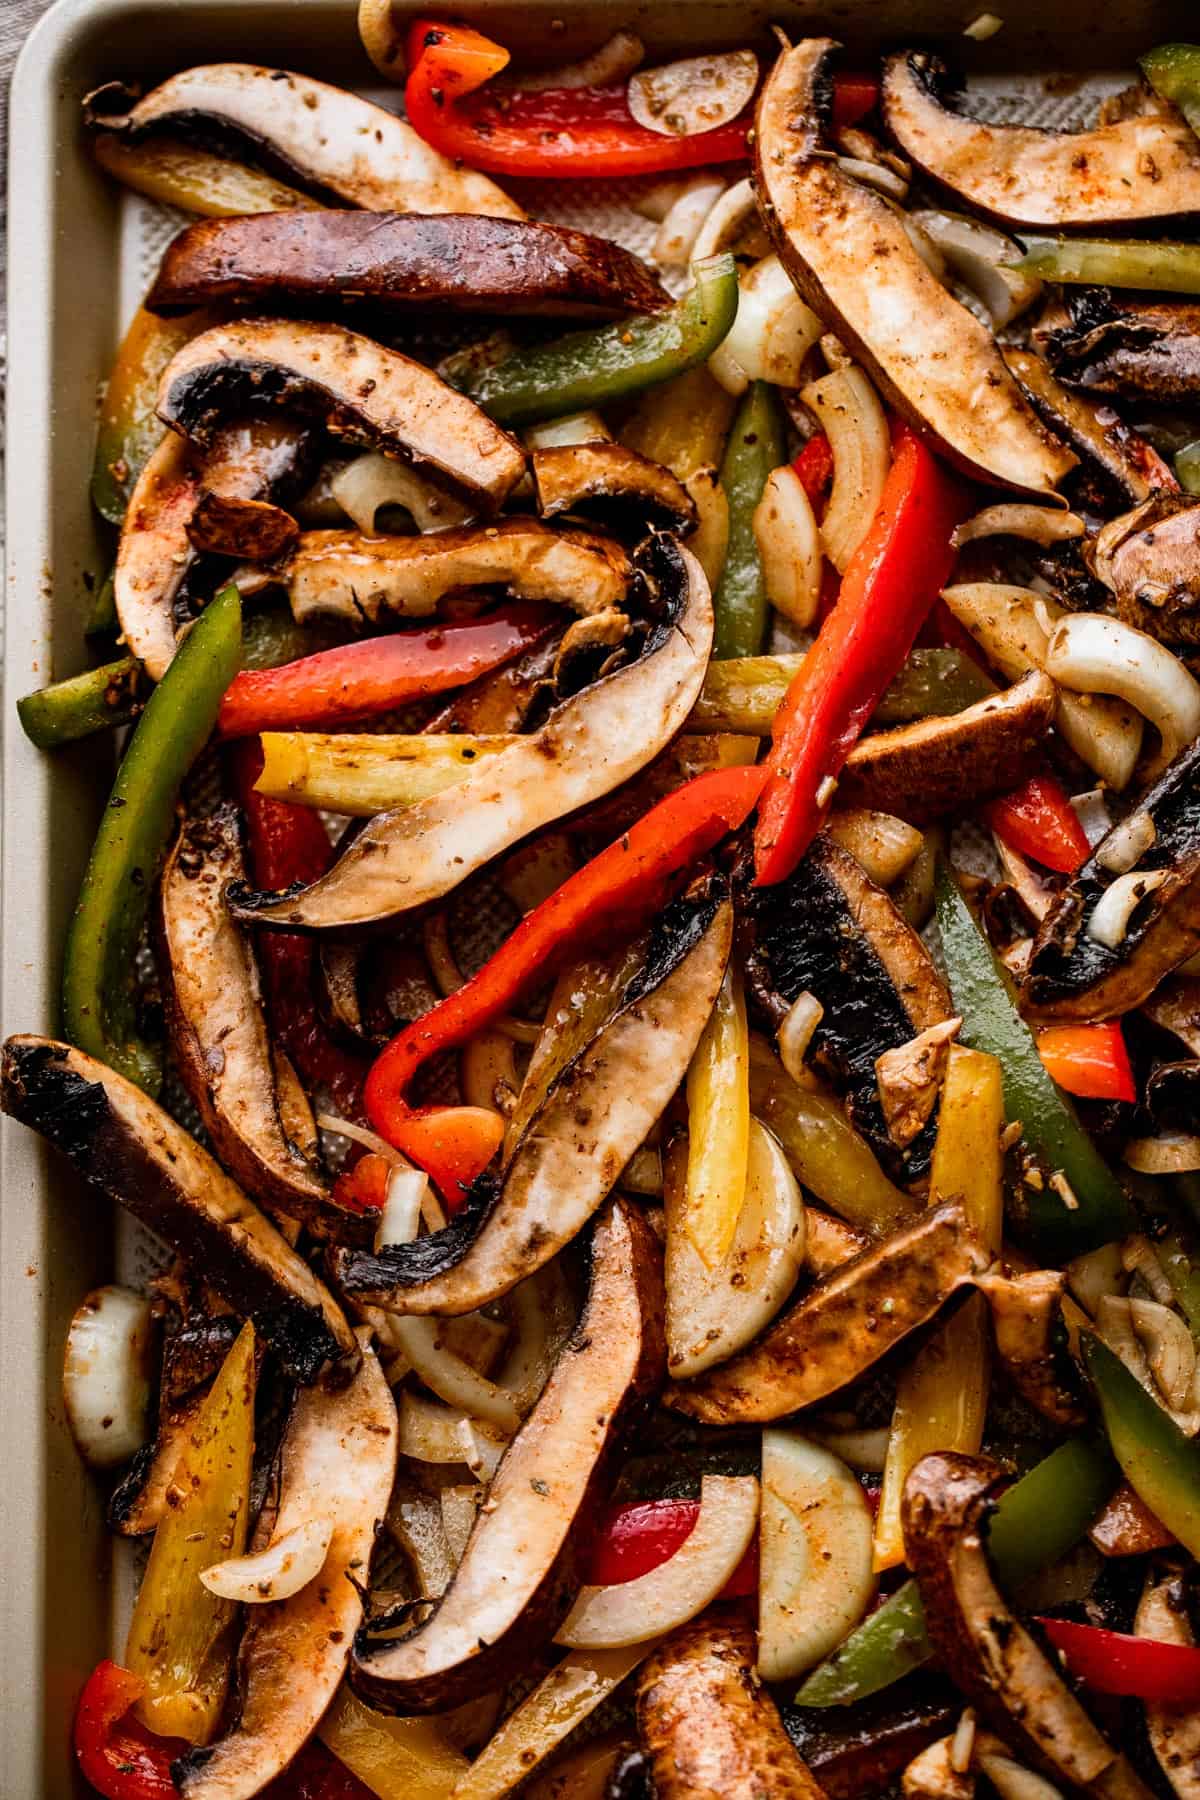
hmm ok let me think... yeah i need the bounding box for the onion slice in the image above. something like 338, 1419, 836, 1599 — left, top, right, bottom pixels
1086, 869, 1170, 950
953, 504, 1084, 549
554, 1474, 759, 1648
654, 174, 729, 268
1095, 809, 1156, 874
802, 366, 890, 572
712, 255, 824, 395
909, 209, 1041, 327
1045, 613, 1200, 779
63, 1285, 154, 1469
201, 1518, 333, 1603
753, 463, 823, 627
692, 177, 757, 262
329, 452, 474, 535
777, 991, 824, 1085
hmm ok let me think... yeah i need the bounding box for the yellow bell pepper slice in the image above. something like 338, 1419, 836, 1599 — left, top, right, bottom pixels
257, 732, 521, 816
929, 1042, 1006, 1255
91, 306, 209, 526
92, 132, 319, 218
318, 1686, 467, 1799
684, 965, 750, 1268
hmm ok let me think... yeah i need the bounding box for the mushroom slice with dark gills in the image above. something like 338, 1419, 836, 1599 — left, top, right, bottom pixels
84, 64, 521, 219
227, 535, 713, 932
752, 39, 1073, 497
1036, 291, 1200, 405
157, 805, 365, 1240
175, 1329, 397, 1800
108, 1315, 239, 1536
1004, 347, 1172, 506
250, 518, 632, 628
746, 835, 954, 1181
531, 444, 697, 537
155, 319, 527, 515
1088, 494, 1200, 649
0, 1037, 355, 1383
976, 1269, 1085, 1428
666, 1202, 987, 1426
636, 1607, 830, 1800
882, 52, 1200, 230
349, 1199, 664, 1714
901, 1453, 1155, 1799
146, 211, 670, 321
1027, 735, 1200, 1020
333, 881, 731, 1315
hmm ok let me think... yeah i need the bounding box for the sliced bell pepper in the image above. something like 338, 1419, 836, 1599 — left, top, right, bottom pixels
985, 772, 1091, 874
1011, 236, 1200, 293
1037, 1023, 1136, 1104
18, 655, 149, 749
331, 1151, 393, 1216
91, 306, 207, 527
91, 132, 319, 220
217, 603, 555, 737
929, 1043, 1005, 1254
934, 862, 1134, 1259
795, 1435, 1117, 1707
1177, 439, 1200, 495
683, 964, 750, 1267
231, 740, 368, 1122
1037, 1615, 1200, 1707
792, 435, 834, 509
587, 1497, 758, 1596
690, 647, 994, 737
754, 425, 967, 885
447, 251, 738, 428
713, 380, 788, 659
831, 73, 881, 130
1140, 44, 1200, 138
62, 583, 242, 1094
404, 20, 752, 178
74, 1662, 186, 1800
1084, 1332, 1200, 1560
364, 762, 767, 1201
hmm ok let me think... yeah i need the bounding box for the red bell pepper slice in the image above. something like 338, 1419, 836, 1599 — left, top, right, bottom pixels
985, 773, 1092, 874
217, 604, 555, 737
792, 435, 834, 510
1038, 1616, 1200, 1708
587, 1498, 758, 1597
753, 424, 967, 885
331, 1150, 393, 1215
831, 73, 881, 130
365, 762, 768, 1202
1037, 1022, 1137, 1104
231, 741, 370, 1126
404, 19, 753, 178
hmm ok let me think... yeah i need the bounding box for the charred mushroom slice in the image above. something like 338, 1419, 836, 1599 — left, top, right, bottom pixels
781, 1679, 960, 1800
264, 519, 631, 627
0, 1037, 355, 1382
636, 1607, 830, 1799
350, 1199, 664, 1714
156, 320, 527, 515
837, 672, 1057, 824
175, 1331, 397, 1799
1089, 495, 1200, 649
227, 535, 713, 931
882, 53, 1200, 229
84, 64, 521, 218
1037, 292, 1200, 404
108, 1316, 239, 1536
901, 1452, 1154, 1798
186, 492, 298, 562
1136, 1563, 1200, 1799
1004, 347, 1169, 505
747, 836, 954, 1180
531, 444, 697, 536
1027, 736, 1200, 1020
666, 1202, 987, 1426
753, 40, 1074, 497
333, 882, 731, 1315
157, 805, 362, 1239
976, 1270, 1084, 1427
146, 211, 669, 320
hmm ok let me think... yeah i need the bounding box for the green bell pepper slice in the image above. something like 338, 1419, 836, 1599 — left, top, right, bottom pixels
1009, 237, 1200, 294
1084, 1332, 1200, 1559
61, 585, 242, 1094
712, 380, 787, 660
91, 306, 207, 527
935, 862, 1134, 1260
447, 253, 739, 427
795, 1436, 1117, 1707
1176, 440, 1200, 496
1141, 44, 1200, 137
18, 657, 150, 749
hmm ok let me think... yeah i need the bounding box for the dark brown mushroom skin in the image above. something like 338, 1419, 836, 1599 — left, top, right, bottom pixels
531, 442, 697, 537
636, 1606, 831, 1799
1088, 494, 1200, 649
146, 211, 670, 321
1004, 347, 1169, 507
1027, 735, 1200, 1020
781, 1676, 960, 1800
186, 491, 299, 562
976, 1269, 1085, 1427
1037, 291, 1200, 405
108, 1315, 238, 1535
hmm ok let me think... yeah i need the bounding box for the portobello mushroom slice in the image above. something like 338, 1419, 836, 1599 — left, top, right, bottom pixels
531, 444, 697, 536
254, 518, 631, 627
781, 1678, 959, 1800
147, 211, 669, 320
108, 1316, 238, 1536
187, 492, 298, 562
752, 40, 1073, 497
837, 672, 1057, 824
175, 1330, 397, 1799
0, 1037, 355, 1383
666, 1202, 987, 1426
976, 1269, 1084, 1427
157, 805, 364, 1240
901, 1452, 1155, 1799
1088, 494, 1200, 649
1027, 735, 1200, 1020
1004, 347, 1169, 504
85, 64, 521, 219
882, 53, 1200, 230
350, 1198, 664, 1714
156, 319, 527, 514
636, 1606, 831, 1799
746, 835, 954, 1181
1037, 292, 1200, 404
1136, 1562, 1200, 1799
333, 881, 731, 1315
227, 535, 712, 931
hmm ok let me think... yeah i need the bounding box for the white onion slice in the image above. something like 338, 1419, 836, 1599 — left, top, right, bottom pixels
1095, 809, 1156, 874
806, 1423, 890, 1472
713, 255, 823, 395
753, 464, 823, 627
837, 155, 909, 200
375, 1166, 431, 1252
692, 176, 757, 262
1086, 869, 1169, 949
953, 504, 1083, 549
653, 174, 728, 268
1131, 1297, 1197, 1412
510, 30, 644, 92
627, 50, 757, 140
521, 411, 611, 451
63, 1286, 154, 1469
777, 991, 824, 1086
398, 1391, 508, 1479
1046, 613, 1200, 779
757, 1430, 876, 1680
1070, 789, 1112, 851
802, 366, 890, 573
330, 452, 474, 534
910, 209, 1040, 327
392, 1319, 522, 1432
201, 1518, 333, 1603
554, 1474, 759, 1648
977, 1754, 1065, 1800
